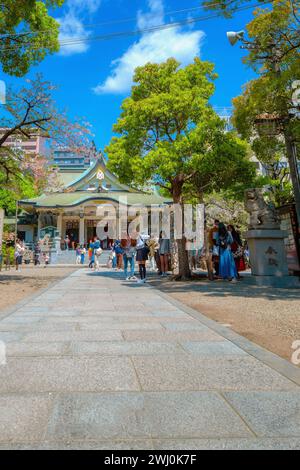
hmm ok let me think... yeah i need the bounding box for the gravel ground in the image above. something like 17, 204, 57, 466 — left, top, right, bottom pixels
0, 266, 77, 312
149, 275, 300, 363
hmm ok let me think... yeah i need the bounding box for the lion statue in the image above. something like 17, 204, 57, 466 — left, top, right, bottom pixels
245, 188, 280, 230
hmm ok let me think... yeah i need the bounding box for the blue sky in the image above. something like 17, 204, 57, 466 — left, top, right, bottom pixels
1, 0, 259, 150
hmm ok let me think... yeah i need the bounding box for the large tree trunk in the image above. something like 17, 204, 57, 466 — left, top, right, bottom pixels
283, 130, 300, 224
176, 236, 191, 280
172, 178, 191, 280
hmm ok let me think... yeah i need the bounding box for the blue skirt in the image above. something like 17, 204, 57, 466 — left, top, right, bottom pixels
219, 248, 237, 279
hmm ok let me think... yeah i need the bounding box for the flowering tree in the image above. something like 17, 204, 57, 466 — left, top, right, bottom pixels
0, 75, 94, 194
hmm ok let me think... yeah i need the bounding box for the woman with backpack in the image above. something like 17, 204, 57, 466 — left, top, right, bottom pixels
216, 223, 238, 282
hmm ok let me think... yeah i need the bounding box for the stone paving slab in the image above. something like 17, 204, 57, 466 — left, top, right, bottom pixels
151, 438, 300, 450
0, 394, 53, 443
0, 332, 24, 343
0, 357, 140, 393
70, 341, 183, 356
132, 355, 298, 391
122, 330, 224, 342
0, 267, 300, 449
224, 391, 300, 437
22, 330, 124, 343
181, 341, 248, 357
46, 391, 252, 441
0, 440, 154, 450
6, 342, 69, 357
2, 437, 300, 450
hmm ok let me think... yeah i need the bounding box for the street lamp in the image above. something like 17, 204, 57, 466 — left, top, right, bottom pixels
226, 30, 245, 46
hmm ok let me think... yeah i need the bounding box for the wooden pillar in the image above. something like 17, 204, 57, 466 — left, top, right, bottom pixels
57, 213, 63, 237
37, 213, 42, 240
79, 217, 85, 245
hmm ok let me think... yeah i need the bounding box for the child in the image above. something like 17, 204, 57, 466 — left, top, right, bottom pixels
146, 238, 159, 271
76, 246, 81, 264
80, 245, 86, 265
107, 248, 116, 269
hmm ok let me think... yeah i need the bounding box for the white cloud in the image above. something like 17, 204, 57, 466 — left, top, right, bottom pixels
58, 13, 90, 56
94, 0, 204, 95
57, 0, 101, 56
67, 0, 102, 15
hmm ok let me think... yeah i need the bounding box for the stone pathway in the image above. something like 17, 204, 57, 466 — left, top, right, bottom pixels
0, 268, 300, 449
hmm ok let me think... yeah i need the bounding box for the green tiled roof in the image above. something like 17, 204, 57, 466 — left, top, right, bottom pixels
58, 171, 84, 186
19, 191, 171, 208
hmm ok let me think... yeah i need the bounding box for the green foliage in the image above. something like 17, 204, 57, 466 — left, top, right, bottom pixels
0, 170, 36, 215
0, 1, 64, 76
106, 58, 255, 203
202, 0, 268, 17
217, 1, 300, 208
1, 243, 14, 264
204, 191, 249, 233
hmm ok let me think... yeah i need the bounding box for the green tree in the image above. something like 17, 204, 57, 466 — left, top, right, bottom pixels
202, 0, 270, 16
0, 0, 64, 76
203, 0, 300, 220
0, 170, 36, 215
106, 58, 255, 278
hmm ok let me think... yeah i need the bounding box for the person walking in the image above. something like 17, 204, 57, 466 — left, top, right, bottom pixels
80, 245, 86, 265
113, 240, 124, 270
159, 231, 171, 277
92, 237, 102, 272
34, 241, 41, 266
135, 235, 149, 283
88, 240, 94, 268
75, 245, 81, 264
108, 245, 117, 269
209, 219, 220, 277
216, 223, 238, 282
121, 236, 137, 280
14, 239, 24, 272
64, 235, 70, 251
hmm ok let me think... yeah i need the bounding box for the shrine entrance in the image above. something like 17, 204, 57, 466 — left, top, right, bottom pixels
86, 220, 112, 249
65, 220, 79, 249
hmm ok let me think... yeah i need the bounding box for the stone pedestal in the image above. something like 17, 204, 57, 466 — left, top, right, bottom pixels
245, 229, 299, 288
246, 229, 288, 276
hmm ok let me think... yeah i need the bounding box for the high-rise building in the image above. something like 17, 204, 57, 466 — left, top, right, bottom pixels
51, 147, 95, 170
0, 127, 47, 156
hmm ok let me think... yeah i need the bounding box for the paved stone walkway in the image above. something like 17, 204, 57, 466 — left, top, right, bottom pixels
0, 268, 300, 449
